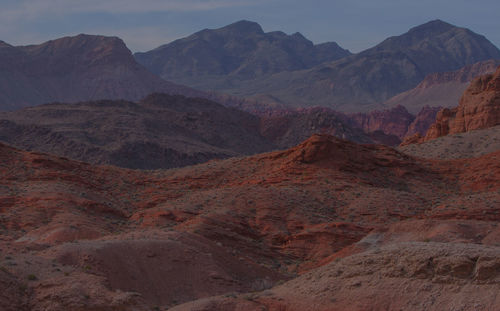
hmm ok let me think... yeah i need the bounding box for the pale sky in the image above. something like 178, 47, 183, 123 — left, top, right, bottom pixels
1, 0, 499, 53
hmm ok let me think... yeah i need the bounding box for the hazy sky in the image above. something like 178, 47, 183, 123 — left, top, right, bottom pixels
1, 0, 499, 53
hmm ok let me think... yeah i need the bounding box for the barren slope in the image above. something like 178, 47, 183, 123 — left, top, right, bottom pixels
399, 125, 500, 159
384, 59, 500, 113
0, 94, 274, 169
0, 34, 204, 111
0, 133, 498, 310
221, 20, 500, 112
135, 20, 350, 91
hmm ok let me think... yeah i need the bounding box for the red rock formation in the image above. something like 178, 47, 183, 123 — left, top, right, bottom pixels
347, 105, 415, 139
406, 106, 442, 137
400, 132, 424, 146
259, 104, 442, 147
423, 66, 500, 141
1, 133, 499, 310
258, 107, 374, 148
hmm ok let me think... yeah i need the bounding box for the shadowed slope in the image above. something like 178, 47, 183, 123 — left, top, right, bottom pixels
135, 20, 351, 90
223, 20, 500, 112
0, 34, 205, 111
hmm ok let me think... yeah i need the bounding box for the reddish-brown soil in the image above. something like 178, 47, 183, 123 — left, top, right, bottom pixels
0, 133, 499, 310
171, 242, 500, 311
400, 125, 500, 159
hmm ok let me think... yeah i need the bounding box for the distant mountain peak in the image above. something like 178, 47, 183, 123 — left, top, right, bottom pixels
220, 20, 264, 34
135, 20, 350, 84
421, 19, 452, 27
19, 34, 129, 55
408, 19, 456, 35
0, 33, 204, 111
291, 32, 307, 40
15, 34, 134, 66
47, 33, 125, 46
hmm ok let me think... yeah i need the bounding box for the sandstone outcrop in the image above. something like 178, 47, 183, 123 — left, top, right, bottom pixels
423, 66, 500, 141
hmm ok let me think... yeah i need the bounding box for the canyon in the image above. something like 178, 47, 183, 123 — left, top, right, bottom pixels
0, 17, 499, 311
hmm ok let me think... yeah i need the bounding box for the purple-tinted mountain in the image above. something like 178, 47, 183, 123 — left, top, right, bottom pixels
216, 20, 500, 112
0, 34, 204, 111
134, 20, 351, 91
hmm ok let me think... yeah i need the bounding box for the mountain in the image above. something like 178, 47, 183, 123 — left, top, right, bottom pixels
1, 134, 498, 310
0, 34, 204, 111
384, 59, 500, 113
134, 20, 351, 90
0, 93, 274, 169
221, 20, 500, 112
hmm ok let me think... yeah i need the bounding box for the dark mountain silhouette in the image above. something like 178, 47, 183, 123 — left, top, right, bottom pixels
174, 20, 500, 112
0, 94, 273, 169
134, 20, 351, 90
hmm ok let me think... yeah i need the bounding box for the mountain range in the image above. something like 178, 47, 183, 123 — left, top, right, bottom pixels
0, 19, 498, 116
136, 20, 500, 112
134, 20, 351, 90
0, 17, 500, 311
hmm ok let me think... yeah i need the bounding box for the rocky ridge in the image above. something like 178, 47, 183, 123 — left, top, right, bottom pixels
203, 20, 500, 112
0, 133, 499, 310
0, 93, 274, 169
134, 20, 351, 90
